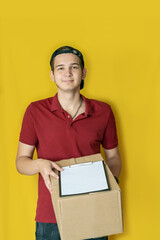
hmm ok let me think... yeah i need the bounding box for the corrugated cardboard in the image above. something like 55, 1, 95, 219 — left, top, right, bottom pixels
51, 153, 123, 240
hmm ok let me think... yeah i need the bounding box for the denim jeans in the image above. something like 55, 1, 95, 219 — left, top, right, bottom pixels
36, 222, 108, 240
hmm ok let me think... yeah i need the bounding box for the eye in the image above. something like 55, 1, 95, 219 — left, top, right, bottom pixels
72, 66, 78, 69
58, 67, 64, 70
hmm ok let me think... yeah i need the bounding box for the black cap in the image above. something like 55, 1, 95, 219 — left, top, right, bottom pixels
50, 46, 84, 69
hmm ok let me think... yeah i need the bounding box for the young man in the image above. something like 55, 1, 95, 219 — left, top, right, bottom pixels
16, 46, 122, 240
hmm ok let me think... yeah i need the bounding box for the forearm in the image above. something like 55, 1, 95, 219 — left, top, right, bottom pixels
107, 156, 122, 178
16, 156, 42, 176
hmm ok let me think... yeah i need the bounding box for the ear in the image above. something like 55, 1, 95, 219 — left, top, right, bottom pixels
82, 68, 87, 79
50, 70, 55, 82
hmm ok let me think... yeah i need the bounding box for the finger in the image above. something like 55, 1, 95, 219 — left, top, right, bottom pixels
51, 162, 63, 171
44, 174, 53, 193
49, 170, 59, 180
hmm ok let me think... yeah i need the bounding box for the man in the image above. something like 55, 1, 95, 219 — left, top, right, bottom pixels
16, 46, 122, 240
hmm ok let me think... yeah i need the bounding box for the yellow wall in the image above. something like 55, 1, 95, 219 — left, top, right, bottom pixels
1, 1, 160, 239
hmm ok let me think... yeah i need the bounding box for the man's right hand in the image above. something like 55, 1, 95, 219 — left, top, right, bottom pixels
16, 141, 63, 195
38, 159, 63, 194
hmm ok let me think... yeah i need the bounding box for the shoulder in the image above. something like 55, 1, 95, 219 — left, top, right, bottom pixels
31, 97, 53, 107
90, 98, 111, 109
84, 96, 112, 114
24, 97, 53, 117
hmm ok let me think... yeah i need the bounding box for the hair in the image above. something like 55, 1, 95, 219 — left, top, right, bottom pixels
50, 46, 85, 90
50, 46, 84, 71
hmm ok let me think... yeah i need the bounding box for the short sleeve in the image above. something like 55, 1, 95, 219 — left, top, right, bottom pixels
19, 103, 38, 146
102, 107, 118, 149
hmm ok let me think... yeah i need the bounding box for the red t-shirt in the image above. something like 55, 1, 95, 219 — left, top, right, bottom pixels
19, 93, 118, 223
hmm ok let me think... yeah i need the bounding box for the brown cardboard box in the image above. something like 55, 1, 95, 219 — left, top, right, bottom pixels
51, 153, 123, 240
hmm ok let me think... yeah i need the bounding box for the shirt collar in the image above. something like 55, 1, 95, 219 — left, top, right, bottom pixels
50, 93, 94, 116
81, 95, 94, 116
50, 93, 62, 112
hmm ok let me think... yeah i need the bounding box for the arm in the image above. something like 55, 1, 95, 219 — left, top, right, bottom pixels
16, 141, 63, 194
103, 146, 122, 179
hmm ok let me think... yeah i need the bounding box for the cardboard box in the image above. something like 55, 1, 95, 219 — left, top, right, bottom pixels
51, 153, 123, 240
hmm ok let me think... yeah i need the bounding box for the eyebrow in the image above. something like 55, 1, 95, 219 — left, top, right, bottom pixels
55, 62, 80, 68
70, 63, 80, 66
55, 64, 64, 68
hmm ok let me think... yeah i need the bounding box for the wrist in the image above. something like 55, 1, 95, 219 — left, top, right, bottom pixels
36, 158, 44, 173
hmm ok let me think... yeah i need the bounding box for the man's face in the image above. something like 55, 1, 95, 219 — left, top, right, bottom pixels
50, 53, 86, 92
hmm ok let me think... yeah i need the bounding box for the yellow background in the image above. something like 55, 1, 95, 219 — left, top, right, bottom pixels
1, 1, 160, 239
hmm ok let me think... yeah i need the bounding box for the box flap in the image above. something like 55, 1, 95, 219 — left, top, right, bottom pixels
52, 153, 120, 191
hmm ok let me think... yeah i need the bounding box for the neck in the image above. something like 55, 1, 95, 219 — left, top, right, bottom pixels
57, 91, 81, 112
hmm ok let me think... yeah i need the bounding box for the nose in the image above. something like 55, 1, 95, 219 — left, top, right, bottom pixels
64, 67, 72, 77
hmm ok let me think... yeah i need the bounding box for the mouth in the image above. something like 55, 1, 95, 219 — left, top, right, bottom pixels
62, 80, 74, 83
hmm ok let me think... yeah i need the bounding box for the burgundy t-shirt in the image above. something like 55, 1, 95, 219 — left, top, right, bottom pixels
19, 93, 118, 223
